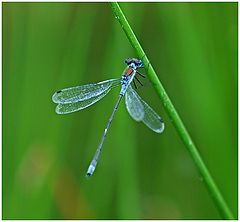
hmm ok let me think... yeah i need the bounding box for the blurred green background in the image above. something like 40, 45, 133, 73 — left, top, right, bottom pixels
3, 2, 237, 219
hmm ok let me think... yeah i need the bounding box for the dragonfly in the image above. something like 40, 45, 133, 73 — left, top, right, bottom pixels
52, 58, 164, 177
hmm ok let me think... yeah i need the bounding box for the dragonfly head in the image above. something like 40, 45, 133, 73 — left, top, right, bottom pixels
125, 58, 143, 69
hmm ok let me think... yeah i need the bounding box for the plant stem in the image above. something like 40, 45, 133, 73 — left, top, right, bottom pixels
109, 2, 234, 219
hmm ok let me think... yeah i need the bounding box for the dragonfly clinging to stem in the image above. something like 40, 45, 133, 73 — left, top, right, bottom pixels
52, 58, 164, 177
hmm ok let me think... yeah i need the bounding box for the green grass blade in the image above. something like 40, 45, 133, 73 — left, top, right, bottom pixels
109, 2, 234, 219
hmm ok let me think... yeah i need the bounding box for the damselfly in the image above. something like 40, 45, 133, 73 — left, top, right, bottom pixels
52, 58, 164, 177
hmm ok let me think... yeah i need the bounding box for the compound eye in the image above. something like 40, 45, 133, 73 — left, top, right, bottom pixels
125, 58, 130, 65
138, 60, 143, 67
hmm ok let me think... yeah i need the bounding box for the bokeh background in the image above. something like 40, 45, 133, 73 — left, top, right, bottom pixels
3, 2, 237, 219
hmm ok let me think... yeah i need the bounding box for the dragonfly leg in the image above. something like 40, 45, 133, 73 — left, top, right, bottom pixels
135, 76, 143, 86
133, 79, 137, 89
136, 71, 145, 78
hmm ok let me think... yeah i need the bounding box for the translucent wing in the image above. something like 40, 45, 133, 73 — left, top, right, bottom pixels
139, 95, 165, 133
52, 78, 120, 104
126, 85, 164, 133
125, 85, 144, 121
56, 87, 112, 114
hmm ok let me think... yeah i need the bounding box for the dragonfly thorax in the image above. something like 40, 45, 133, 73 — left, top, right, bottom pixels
120, 68, 136, 96
121, 67, 136, 84
120, 59, 142, 96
